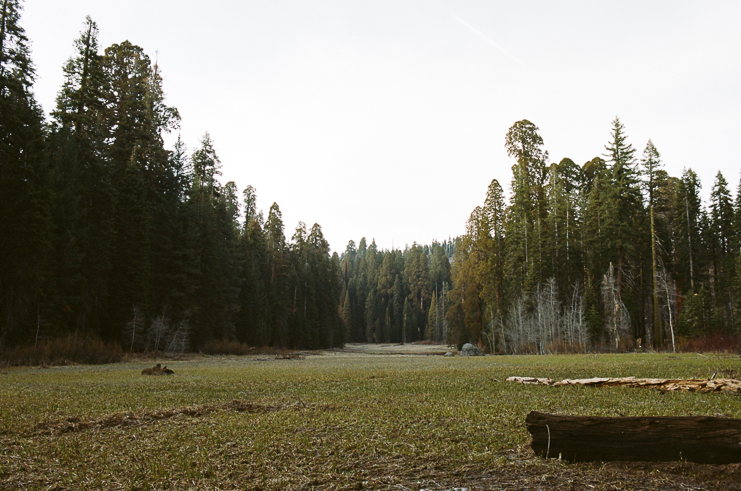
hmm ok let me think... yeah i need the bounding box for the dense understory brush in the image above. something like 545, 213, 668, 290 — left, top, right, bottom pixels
0, 334, 124, 367
677, 333, 741, 353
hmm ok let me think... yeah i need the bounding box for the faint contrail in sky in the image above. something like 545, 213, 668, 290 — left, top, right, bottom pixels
452, 15, 530, 70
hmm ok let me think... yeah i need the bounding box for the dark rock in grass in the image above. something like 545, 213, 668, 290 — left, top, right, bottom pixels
460, 343, 483, 356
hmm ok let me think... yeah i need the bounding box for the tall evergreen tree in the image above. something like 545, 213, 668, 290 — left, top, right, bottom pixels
481, 179, 506, 317
504, 120, 548, 297
265, 202, 289, 346
709, 171, 736, 330
640, 139, 664, 346
674, 169, 704, 295
0, 0, 50, 344
236, 186, 270, 346
47, 16, 113, 336
102, 40, 179, 338
403, 244, 430, 341
602, 118, 647, 344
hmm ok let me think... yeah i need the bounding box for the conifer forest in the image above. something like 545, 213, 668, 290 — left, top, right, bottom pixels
2, 4, 741, 355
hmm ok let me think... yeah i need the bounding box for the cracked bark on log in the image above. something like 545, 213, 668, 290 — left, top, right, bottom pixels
526, 411, 741, 463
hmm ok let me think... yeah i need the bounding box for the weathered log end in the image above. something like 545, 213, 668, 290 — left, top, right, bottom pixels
526, 411, 741, 464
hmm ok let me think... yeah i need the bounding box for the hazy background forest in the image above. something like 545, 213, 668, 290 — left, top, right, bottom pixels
2, 3, 741, 360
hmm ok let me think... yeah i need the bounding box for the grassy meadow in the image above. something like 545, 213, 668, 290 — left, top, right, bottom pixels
2, 346, 741, 490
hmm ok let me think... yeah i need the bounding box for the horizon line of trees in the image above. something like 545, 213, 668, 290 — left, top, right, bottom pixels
338, 238, 455, 346
4, 3, 740, 354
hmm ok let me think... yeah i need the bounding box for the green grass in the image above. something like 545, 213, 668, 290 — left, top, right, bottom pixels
1, 351, 741, 490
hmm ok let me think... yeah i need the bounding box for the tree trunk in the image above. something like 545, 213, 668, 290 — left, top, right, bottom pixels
525, 411, 741, 464
651, 206, 663, 348
685, 192, 695, 291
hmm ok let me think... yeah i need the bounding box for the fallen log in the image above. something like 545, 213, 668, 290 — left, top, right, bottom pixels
506, 376, 555, 385
526, 411, 741, 464
506, 376, 741, 394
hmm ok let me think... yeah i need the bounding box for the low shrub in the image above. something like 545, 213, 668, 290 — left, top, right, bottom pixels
0, 334, 124, 367
676, 332, 741, 353
200, 339, 255, 355
200, 339, 304, 358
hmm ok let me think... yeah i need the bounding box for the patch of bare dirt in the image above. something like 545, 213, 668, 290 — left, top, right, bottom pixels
402, 455, 741, 491
336, 343, 451, 356
29, 399, 326, 437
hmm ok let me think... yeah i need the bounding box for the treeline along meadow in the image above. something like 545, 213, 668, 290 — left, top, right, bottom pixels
2, 4, 741, 355
338, 117, 741, 353
444, 119, 741, 354
1, 9, 346, 352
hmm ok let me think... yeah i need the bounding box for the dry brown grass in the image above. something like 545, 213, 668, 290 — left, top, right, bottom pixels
0, 334, 124, 367
678, 333, 741, 353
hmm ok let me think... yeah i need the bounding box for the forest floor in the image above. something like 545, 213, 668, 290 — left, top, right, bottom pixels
1, 346, 741, 490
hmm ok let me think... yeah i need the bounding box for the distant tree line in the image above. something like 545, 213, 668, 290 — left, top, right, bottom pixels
338, 239, 454, 345
1, 8, 344, 351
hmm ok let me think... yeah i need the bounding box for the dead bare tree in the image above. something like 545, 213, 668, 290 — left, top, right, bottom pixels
656, 264, 677, 352
483, 305, 506, 354
563, 282, 587, 352
602, 263, 630, 351
124, 306, 145, 352
146, 306, 170, 352
165, 318, 190, 354
504, 295, 534, 354
143, 305, 191, 354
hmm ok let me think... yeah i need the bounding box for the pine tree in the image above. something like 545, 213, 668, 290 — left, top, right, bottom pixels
709, 172, 736, 331
602, 118, 646, 345
46, 16, 113, 337
403, 244, 430, 341
53, 16, 106, 141
545, 159, 582, 300
265, 202, 289, 346
108, 149, 152, 339
504, 120, 549, 296
640, 139, 663, 348
733, 252, 741, 334
377, 249, 399, 342
449, 208, 486, 346
673, 169, 704, 295
710, 172, 734, 255
150, 136, 197, 325
580, 157, 610, 344
426, 291, 438, 341
481, 179, 506, 317
392, 272, 404, 343
0, 0, 50, 344
186, 136, 244, 347
236, 190, 270, 346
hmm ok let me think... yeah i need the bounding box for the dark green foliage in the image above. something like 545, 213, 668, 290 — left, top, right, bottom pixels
447, 117, 740, 352
3, 6, 740, 354
708, 172, 737, 332
1, 11, 345, 352
0, 0, 50, 345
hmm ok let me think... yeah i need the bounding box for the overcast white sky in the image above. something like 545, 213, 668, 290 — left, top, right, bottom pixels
22, 1, 741, 253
